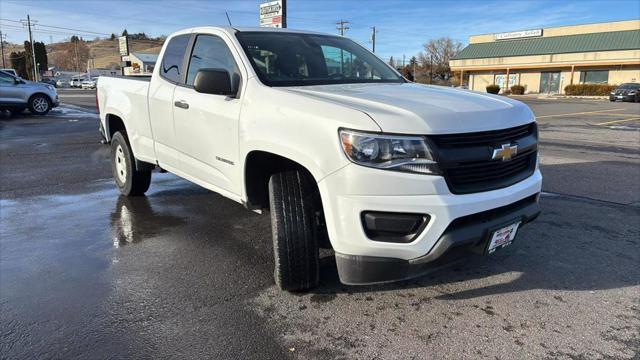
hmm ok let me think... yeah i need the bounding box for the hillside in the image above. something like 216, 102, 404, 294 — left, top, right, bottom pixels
2, 38, 164, 71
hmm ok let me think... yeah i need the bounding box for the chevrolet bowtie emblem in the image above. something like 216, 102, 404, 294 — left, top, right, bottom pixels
492, 143, 518, 161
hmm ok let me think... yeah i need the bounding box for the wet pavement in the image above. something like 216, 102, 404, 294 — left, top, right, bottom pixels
1, 99, 639, 359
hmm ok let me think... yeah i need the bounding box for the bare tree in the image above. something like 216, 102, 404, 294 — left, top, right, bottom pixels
418, 37, 462, 85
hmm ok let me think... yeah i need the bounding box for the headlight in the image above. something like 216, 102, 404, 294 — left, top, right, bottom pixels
339, 129, 440, 174
629, 91, 636, 95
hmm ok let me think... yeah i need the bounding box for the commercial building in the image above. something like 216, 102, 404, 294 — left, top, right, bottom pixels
123, 52, 158, 76
450, 20, 640, 94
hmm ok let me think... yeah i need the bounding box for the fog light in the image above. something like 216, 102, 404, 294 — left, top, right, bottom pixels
361, 211, 430, 243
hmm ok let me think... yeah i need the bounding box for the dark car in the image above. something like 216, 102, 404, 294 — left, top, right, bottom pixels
39, 78, 57, 88
609, 83, 640, 102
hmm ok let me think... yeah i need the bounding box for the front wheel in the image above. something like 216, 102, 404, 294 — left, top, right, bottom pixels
110, 132, 151, 196
268, 170, 320, 291
28, 94, 51, 115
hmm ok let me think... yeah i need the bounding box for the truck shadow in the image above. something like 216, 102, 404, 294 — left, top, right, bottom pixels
313, 194, 640, 298
108, 170, 639, 300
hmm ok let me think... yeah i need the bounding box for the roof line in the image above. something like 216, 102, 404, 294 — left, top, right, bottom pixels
468, 18, 640, 38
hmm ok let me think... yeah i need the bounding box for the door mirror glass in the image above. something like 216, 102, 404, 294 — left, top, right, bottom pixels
193, 68, 236, 97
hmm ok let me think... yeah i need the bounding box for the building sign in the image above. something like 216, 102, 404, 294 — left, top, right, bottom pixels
494, 29, 542, 41
118, 36, 129, 56
260, 0, 286, 28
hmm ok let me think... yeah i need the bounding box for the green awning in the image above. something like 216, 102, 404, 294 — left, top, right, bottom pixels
453, 30, 640, 60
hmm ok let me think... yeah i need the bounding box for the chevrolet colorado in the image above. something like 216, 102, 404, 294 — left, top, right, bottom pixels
97, 27, 542, 291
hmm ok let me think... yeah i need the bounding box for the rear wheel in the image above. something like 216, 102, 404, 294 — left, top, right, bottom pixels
28, 94, 51, 115
268, 169, 320, 291
110, 131, 151, 196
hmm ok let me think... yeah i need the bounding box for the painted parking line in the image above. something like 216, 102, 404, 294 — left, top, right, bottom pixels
582, 113, 640, 117
536, 108, 625, 119
594, 117, 640, 126
58, 94, 96, 98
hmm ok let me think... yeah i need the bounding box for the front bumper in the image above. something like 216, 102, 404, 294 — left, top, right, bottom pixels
335, 193, 540, 285
317, 163, 542, 285
609, 94, 635, 102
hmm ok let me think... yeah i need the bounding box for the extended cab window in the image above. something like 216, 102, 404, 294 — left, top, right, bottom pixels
160, 34, 190, 83
186, 35, 239, 86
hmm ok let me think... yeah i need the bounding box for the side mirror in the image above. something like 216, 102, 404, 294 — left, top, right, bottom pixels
193, 68, 237, 97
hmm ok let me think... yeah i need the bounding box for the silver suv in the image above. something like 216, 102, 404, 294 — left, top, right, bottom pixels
0, 70, 59, 115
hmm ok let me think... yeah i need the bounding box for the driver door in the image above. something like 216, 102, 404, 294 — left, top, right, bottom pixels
172, 34, 243, 195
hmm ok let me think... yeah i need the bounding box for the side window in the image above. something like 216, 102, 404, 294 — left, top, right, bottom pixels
0, 72, 15, 85
186, 35, 239, 86
160, 34, 190, 83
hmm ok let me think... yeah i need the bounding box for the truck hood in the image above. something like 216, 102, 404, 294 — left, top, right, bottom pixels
285, 83, 534, 134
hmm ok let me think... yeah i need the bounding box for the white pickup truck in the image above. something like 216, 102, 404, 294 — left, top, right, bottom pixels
97, 27, 541, 291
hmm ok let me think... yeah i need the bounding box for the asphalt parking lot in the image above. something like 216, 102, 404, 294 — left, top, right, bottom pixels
1, 91, 639, 359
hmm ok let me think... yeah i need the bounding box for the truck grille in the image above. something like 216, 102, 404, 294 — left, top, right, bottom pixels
427, 123, 538, 194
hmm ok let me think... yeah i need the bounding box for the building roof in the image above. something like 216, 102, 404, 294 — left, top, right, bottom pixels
132, 52, 159, 64
453, 30, 640, 60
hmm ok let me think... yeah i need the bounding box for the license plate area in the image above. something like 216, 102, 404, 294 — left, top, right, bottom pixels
485, 221, 521, 254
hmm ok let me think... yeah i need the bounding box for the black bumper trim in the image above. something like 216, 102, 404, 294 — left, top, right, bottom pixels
335, 194, 541, 285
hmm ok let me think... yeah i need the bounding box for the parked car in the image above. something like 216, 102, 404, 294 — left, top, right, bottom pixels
609, 83, 640, 102
56, 79, 68, 87
97, 27, 541, 291
1, 68, 18, 77
81, 78, 98, 89
70, 76, 84, 88
40, 78, 57, 87
0, 70, 59, 115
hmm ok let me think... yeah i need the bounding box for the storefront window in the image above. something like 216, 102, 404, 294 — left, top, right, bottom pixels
580, 70, 609, 84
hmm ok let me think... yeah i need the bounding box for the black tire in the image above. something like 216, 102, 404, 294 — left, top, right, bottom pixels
268, 169, 320, 291
28, 94, 51, 115
110, 131, 151, 196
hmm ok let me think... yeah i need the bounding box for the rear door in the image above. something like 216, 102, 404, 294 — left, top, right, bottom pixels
172, 33, 243, 195
148, 33, 191, 170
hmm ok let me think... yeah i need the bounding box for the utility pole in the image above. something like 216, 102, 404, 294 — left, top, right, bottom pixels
336, 20, 349, 36
74, 38, 79, 73
402, 54, 406, 67
281, 0, 287, 28
336, 20, 349, 74
21, 15, 38, 81
0, 31, 6, 68
370, 26, 377, 53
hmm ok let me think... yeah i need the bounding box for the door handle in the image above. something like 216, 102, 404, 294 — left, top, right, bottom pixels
174, 100, 189, 109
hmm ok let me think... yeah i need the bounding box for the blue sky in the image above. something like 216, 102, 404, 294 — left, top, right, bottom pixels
1, 0, 638, 61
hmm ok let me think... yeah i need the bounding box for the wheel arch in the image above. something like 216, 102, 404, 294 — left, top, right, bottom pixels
243, 150, 321, 210
105, 113, 129, 142
28, 92, 53, 105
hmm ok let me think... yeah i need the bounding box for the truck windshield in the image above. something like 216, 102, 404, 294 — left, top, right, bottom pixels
235, 31, 404, 87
